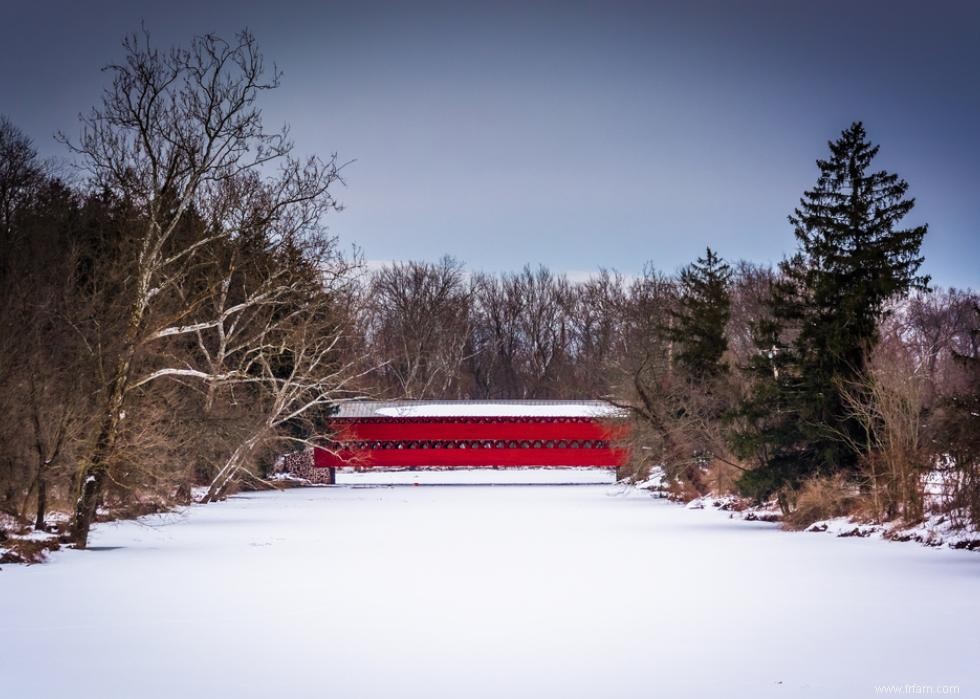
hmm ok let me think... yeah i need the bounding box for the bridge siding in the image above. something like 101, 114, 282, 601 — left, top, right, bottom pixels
314, 416, 627, 469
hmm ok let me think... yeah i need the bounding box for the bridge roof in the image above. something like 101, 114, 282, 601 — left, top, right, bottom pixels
333, 399, 625, 419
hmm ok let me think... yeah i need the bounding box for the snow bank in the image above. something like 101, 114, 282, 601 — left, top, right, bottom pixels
673, 492, 979, 550
806, 513, 980, 550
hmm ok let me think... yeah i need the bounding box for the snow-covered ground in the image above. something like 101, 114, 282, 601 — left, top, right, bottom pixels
2, 479, 978, 698
336, 466, 617, 485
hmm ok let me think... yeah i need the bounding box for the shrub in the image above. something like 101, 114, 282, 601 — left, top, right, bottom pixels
784, 475, 858, 530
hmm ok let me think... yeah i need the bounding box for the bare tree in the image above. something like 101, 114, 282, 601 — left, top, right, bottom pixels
0, 116, 44, 241
362, 257, 473, 398
199, 287, 368, 502
63, 29, 344, 547
469, 266, 575, 398
894, 289, 979, 404
839, 337, 929, 521
0, 123, 103, 529
605, 269, 680, 477
569, 270, 629, 396
468, 272, 524, 397
726, 261, 776, 367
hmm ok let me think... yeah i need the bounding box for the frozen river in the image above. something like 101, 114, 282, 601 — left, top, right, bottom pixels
2, 477, 977, 698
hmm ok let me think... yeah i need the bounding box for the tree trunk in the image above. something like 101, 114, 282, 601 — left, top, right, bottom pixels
34, 476, 47, 530
70, 284, 146, 548
70, 347, 134, 547
19, 476, 37, 522
201, 437, 257, 504
71, 401, 123, 547
72, 465, 107, 547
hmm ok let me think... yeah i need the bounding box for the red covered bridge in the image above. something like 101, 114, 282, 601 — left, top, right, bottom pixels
313, 400, 628, 476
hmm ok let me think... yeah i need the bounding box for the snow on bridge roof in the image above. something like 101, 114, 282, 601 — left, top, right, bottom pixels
333, 399, 625, 419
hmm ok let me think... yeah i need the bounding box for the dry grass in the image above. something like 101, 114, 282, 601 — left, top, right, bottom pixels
666, 477, 703, 502
620, 460, 650, 484
784, 474, 859, 530
0, 537, 61, 564
704, 459, 743, 495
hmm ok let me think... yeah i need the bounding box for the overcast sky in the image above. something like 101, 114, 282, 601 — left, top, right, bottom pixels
2, 1, 978, 288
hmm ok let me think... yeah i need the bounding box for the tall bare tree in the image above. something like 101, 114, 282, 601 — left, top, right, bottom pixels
362, 257, 473, 398
64, 29, 345, 547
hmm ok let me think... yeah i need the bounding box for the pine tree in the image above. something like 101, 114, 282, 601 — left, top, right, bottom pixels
735, 122, 929, 502
669, 247, 732, 381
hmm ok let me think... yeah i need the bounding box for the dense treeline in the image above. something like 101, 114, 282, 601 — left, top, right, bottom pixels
0, 31, 365, 548
1, 30, 978, 551
353, 124, 980, 530
355, 257, 979, 528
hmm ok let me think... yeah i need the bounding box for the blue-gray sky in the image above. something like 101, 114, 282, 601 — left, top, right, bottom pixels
3, 1, 978, 288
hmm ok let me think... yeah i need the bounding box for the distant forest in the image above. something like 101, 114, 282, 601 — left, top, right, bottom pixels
1, 30, 977, 549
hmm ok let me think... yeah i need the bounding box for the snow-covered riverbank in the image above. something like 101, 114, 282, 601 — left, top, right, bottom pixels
2, 481, 977, 698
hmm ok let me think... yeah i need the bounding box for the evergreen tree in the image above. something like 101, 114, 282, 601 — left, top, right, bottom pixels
669, 247, 732, 381
735, 122, 928, 502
